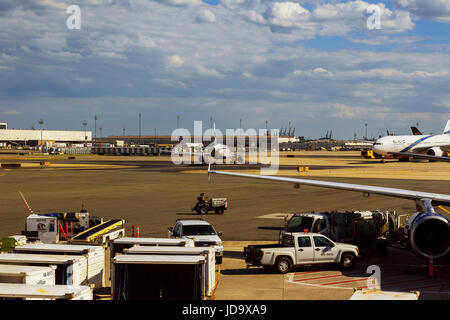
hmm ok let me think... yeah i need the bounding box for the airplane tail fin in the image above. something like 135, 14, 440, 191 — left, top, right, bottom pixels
411, 126, 422, 135
444, 120, 450, 134
213, 122, 217, 146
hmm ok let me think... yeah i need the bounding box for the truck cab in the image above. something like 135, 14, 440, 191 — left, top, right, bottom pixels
167, 219, 224, 264
285, 213, 329, 234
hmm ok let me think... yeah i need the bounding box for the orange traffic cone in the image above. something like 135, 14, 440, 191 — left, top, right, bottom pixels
428, 254, 435, 278
136, 224, 140, 238
131, 225, 135, 238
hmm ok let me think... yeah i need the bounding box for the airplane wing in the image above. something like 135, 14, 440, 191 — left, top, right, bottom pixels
208, 168, 450, 206
388, 152, 450, 163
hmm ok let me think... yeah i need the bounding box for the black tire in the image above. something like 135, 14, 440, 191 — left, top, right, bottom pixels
199, 206, 208, 215
215, 208, 224, 215
216, 256, 223, 264
340, 253, 355, 270
276, 257, 292, 274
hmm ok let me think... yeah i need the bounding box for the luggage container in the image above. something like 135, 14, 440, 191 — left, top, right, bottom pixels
0, 283, 93, 300
123, 246, 216, 297
0, 253, 87, 285
13, 243, 104, 289
110, 237, 195, 260
111, 254, 206, 300
0, 264, 56, 285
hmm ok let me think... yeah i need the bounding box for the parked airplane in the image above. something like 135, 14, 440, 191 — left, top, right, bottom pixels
208, 165, 450, 259
372, 120, 450, 162
172, 124, 240, 164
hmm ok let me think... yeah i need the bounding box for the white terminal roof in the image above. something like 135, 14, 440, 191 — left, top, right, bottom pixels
14, 243, 102, 253
113, 237, 189, 245
113, 254, 205, 265
0, 253, 85, 264
124, 246, 212, 255
0, 283, 91, 299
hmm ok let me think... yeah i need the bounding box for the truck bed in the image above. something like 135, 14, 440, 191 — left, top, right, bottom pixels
244, 244, 292, 266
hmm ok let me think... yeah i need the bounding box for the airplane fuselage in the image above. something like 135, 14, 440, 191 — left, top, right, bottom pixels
373, 134, 450, 156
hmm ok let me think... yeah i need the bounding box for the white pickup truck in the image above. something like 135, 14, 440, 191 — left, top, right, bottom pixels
244, 232, 359, 273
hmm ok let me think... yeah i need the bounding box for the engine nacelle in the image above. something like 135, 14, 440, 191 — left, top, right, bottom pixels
426, 147, 444, 157
409, 213, 450, 259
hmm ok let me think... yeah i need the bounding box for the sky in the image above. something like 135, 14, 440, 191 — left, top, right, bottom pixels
0, 0, 449, 139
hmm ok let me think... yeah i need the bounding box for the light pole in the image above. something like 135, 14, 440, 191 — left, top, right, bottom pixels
94, 115, 97, 144
38, 119, 44, 149
177, 115, 180, 129
139, 113, 142, 145
365, 123, 368, 140
154, 128, 157, 145
210, 116, 213, 129
99, 127, 103, 139
82, 120, 88, 146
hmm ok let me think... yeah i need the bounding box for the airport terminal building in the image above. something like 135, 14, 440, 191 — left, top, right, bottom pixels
0, 123, 92, 147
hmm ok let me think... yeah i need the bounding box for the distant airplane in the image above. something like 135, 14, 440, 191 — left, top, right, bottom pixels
372, 119, 450, 162
208, 165, 450, 260
172, 123, 239, 164
202, 123, 237, 164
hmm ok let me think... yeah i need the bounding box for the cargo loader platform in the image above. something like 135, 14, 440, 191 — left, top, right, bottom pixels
70, 219, 125, 245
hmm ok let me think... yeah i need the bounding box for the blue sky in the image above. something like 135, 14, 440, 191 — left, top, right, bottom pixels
0, 0, 449, 139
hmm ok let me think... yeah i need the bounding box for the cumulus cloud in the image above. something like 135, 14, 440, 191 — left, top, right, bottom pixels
154, 0, 203, 6
0, 0, 449, 137
228, 0, 415, 37
196, 9, 217, 23
396, 0, 450, 22
168, 55, 184, 67
292, 67, 449, 80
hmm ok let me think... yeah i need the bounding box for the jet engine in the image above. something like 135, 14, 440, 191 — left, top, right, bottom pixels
426, 147, 444, 157
409, 213, 450, 259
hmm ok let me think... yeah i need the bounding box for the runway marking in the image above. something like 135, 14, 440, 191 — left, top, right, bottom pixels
321, 278, 369, 286
289, 268, 450, 294
293, 271, 365, 282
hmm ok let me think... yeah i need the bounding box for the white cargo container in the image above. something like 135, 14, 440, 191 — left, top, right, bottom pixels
111, 254, 206, 300
0, 264, 56, 285
0, 253, 87, 285
0, 283, 93, 300
124, 246, 216, 297
110, 237, 195, 259
13, 244, 104, 289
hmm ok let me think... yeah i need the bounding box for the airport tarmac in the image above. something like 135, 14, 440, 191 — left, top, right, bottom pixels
0, 150, 449, 299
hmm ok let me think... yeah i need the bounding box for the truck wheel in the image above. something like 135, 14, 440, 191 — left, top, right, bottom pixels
276, 257, 292, 274
216, 257, 223, 264
215, 208, 224, 215
199, 206, 208, 215
340, 253, 355, 269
